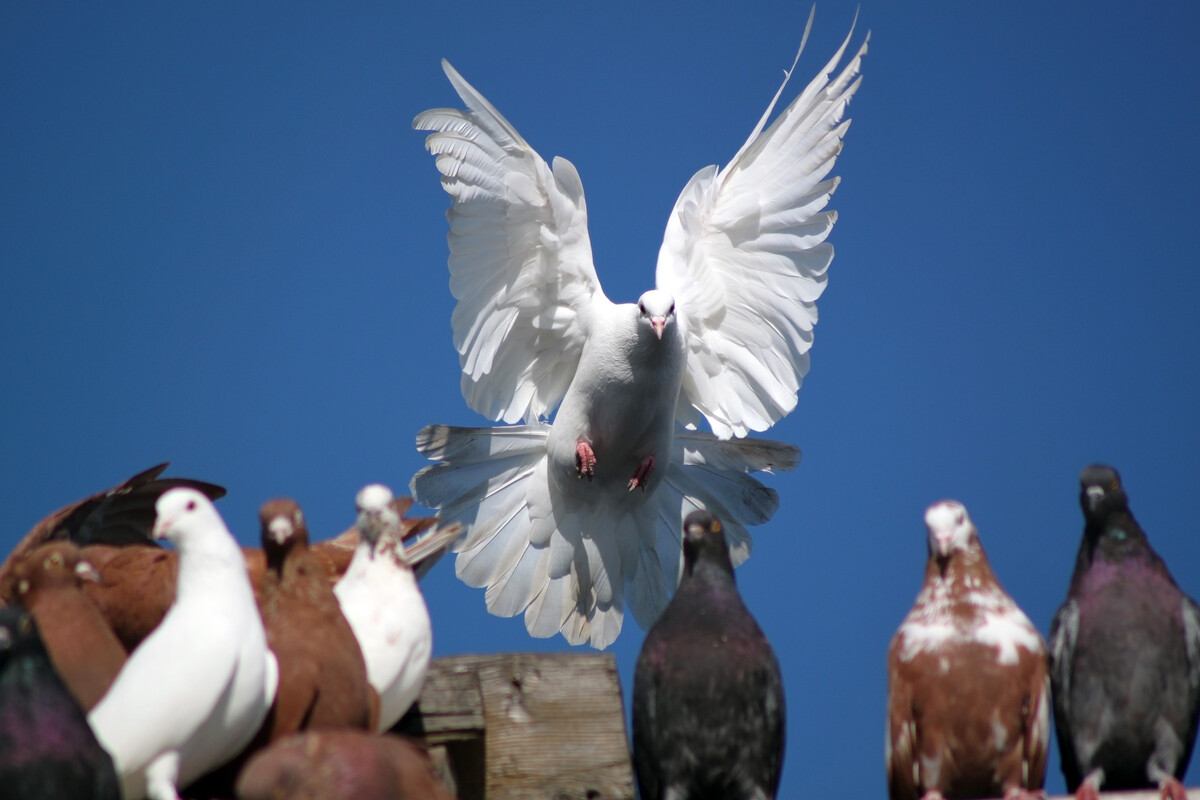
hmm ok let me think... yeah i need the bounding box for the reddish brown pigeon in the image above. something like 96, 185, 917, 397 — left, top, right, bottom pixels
7, 542, 126, 711
253, 498, 375, 740
887, 500, 1049, 800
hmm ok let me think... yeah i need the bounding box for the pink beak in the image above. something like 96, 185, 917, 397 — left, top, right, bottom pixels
75, 561, 102, 583
650, 317, 666, 340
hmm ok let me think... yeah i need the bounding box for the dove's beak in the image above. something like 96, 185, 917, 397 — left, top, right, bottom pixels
650, 317, 667, 340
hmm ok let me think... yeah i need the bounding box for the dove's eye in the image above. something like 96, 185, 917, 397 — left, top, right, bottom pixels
186, 500, 197, 511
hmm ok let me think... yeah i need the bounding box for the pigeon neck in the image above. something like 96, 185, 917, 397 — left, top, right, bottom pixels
926, 544, 990, 585
1074, 510, 1163, 578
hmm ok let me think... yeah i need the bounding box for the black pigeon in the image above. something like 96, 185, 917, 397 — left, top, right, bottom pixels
632, 510, 785, 800
1049, 464, 1200, 800
0, 605, 120, 800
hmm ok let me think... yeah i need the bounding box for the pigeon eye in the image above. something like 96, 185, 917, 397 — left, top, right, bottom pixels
186, 500, 197, 512
1110, 479, 1119, 490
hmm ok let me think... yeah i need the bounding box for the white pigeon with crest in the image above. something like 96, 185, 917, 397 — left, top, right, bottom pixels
334, 484, 461, 732
411, 12, 866, 649
87, 488, 278, 800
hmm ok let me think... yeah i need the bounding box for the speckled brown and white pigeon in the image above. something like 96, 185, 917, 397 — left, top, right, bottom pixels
1049, 465, 1200, 800
886, 500, 1049, 800
632, 510, 785, 800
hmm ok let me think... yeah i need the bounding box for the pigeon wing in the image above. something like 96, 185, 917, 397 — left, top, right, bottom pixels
1049, 598, 1083, 789
414, 61, 608, 424
655, 13, 867, 438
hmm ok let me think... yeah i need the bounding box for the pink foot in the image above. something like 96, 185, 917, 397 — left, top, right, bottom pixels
575, 441, 596, 480
1075, 783, 1100, 800
1003, 788, 1045, 800
1161, 776, 1187, 800
627, 455, 655, 492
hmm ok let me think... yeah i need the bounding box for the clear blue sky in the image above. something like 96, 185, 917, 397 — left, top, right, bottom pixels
3, 3, 1199, 797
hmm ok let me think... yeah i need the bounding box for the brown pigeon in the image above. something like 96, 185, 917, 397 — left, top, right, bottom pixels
252, 498, 376, 740
887, 500, 1049, 800
7, 542, 127, 711
234, 730, 455, 800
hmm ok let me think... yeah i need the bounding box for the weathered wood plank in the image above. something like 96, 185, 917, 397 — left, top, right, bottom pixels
397, 652, 635, 800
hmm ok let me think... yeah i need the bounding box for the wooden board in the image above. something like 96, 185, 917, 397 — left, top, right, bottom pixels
397, 652, 636, 800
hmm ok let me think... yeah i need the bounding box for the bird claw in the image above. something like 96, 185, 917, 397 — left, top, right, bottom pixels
575, 442, 596, 480
627, 455, 655, 492
1074, 784, 1100, 800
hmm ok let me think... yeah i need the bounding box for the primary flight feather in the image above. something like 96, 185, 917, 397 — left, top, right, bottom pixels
412, 12, 866, 649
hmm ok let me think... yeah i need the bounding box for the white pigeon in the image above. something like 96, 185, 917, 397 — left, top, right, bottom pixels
334, 484, 460, 732
411, 12, 867, 649
87, 488, 279, 800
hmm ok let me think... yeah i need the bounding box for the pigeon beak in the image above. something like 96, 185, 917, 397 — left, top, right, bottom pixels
1084, 485, 1105, 511
934, 533, 954, 559
651, 317, 667, 340
151, 516, 170, 541
75, 561, 102, 583
268, 517, 293, 545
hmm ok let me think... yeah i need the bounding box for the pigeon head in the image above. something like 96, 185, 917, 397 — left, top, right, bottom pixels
637, 289, 676, 341
355, 484, 401, 555
259, 499, 308, 548
151, 487, 227, 551
1078, 464, 1128, 523
681, 510, 734, 578
924, 500, 979, 569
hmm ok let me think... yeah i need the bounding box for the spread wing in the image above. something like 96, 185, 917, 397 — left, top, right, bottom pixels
414, 61, 608, 423
654, 12, 867, 438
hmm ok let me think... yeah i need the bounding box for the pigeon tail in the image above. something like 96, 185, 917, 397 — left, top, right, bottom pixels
411, 423, 797, 649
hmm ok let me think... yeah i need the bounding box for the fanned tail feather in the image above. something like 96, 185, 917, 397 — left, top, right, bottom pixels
410, 424, 797, 649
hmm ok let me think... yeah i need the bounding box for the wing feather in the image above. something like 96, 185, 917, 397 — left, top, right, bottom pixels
414, 61, 608, 423
655, 17, 868, 438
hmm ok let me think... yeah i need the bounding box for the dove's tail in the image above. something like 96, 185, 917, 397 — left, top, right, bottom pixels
410, 423, 798, 650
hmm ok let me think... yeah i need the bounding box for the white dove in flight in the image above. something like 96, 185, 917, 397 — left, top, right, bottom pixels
411, 12, 867, 649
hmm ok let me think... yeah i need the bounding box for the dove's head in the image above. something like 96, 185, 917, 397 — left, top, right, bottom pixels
355, 483, 400, 550
924, 500, 978, 563
637, 289, 676, 341
152, 487, 227, 550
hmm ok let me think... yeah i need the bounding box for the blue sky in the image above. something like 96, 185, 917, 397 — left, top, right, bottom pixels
3, 3, 1199, 797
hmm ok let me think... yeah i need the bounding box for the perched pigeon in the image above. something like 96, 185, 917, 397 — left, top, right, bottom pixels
8, 542, 127, 711
0, 605, 120, 800
87, 488, 279, 800
0, 462, 225, 602
632, 510, 784, 800
886, 500, 1049, 800
63, 504, 436, 654
254, 498, 376, 740
235, 730, 456, 800
335, 484, 461, 732
411, 12, 864, 648
1049, 465, 1200, 800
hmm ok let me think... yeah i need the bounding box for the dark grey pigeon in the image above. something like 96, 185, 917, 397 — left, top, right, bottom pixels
0, 605, 120, 800
1049, 464, 1200, 800
632, 510, 785, 800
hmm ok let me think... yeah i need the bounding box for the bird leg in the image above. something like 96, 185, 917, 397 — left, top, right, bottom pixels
627, 455, 655, 492
1003, 789, 1046, 800
1158, 776, 1187, 800
575, 441, 596, 480
1073, 770, 1103, 800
